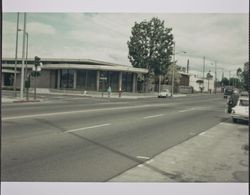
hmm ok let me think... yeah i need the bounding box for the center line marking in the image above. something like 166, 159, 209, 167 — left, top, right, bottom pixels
136, 156, 150, 160
65, 123, 111, 133
143, 114, 164, 119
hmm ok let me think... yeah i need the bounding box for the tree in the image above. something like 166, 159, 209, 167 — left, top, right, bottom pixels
128, 17, 174, 92
221, 77, 229, 86
242, 70, 249, 90
236, 68, 242, 79
166, 63, 181, 84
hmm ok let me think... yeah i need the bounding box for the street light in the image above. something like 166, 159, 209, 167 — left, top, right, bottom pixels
17, 29, 29, 100
210, 61, 217, 94
20, 13, 27, 99
171, 42, 186, 97
14, 12, 20, 97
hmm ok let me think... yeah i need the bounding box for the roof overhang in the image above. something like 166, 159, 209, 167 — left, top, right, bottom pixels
2, 69, 20, 73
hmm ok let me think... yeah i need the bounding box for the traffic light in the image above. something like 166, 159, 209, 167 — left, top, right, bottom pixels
34, 56, 41, 67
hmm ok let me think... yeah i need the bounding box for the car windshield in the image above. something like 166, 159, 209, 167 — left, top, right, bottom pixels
239, 99, 249, 106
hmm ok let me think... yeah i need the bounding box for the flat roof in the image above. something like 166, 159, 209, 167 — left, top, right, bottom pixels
2, 58, 148, 74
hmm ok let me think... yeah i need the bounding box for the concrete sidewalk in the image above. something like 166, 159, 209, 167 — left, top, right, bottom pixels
109, 121, 249, 182
1, 91, 187, 103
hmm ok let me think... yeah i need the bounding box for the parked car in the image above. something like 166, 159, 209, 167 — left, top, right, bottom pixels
231, 97, 249, 123
158, 89, 171, 98
240, 91, 249, 97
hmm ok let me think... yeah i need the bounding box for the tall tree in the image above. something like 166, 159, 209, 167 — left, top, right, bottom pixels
127, 17, 174, 91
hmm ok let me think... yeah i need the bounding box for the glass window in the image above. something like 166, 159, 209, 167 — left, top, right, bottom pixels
239, 99, 249, 106
60, 69, 74, 88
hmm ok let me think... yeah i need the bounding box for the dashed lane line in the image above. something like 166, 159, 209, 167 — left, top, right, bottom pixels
143, 114, 164, 119
2, 103, 173, 121
65, 123, 111, 133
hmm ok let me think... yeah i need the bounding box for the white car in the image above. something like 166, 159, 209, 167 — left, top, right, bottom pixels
158, 89, 171, 98
231, 97, 249, 123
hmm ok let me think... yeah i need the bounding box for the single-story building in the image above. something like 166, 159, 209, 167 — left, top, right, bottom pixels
1, 58, 148, 93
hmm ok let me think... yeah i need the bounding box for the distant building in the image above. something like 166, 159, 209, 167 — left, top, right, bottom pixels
189, 74, 214, 93
1, 58, 148, 93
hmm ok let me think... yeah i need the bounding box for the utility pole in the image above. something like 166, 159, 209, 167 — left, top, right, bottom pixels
202, 56, 205, 92
171, 42, 175, 97
25, 33, 29, 101
229, 71, 231, 86
214, 61, 217, 94
20, 13, 27, 99
187, 59, 189, 73
14, 12, 20, 97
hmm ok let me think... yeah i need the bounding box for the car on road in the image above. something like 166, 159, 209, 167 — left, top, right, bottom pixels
223, 87, 233, 99
158, 89, 171, 98
240, 91, 249, 97
231, 97, 249, 123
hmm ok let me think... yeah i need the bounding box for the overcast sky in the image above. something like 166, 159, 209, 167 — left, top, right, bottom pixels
2, 13, 248, 79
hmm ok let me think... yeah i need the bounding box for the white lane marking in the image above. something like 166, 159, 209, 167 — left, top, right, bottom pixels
137, 164, 144, 168
199, 132, 214, 137
143, 114, 164, 119
136, 156, 150, 160
146, 159, 154, 164
178, 107, 196, 112
65, 123, 111, 133
2, 103, 171, 120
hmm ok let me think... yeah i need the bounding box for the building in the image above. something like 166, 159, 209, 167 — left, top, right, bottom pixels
1, 58, 148, 93
189, 74, 214, 93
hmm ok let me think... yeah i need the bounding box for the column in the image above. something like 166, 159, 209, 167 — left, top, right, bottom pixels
132, 73, 137, 93
57, 70, 60, 89
96, 70, 100, 91
73, 70, 77, 89
118, 72, 122, 91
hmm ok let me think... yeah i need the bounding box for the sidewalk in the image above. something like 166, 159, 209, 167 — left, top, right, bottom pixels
1, 91, 187, 103
109, 121, 249, 182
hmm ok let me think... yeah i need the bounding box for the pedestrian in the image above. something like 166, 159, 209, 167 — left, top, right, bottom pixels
107, 86, 112, 98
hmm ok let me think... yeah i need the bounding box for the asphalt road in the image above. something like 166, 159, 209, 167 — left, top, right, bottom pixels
1, 94, 229, 181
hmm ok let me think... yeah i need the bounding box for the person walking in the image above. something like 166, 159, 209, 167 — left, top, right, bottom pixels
107, 86, 112, 98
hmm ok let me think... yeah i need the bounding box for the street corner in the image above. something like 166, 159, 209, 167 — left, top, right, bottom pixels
109, 121, 249, 182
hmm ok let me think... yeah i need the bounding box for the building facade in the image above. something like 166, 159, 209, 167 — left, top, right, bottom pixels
1, 58, 148, 93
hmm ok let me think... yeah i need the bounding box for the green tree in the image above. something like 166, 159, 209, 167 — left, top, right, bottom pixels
221, 77, 229, 86
166, 63, 181, 84
242, 71, 249, 90
127, 17, 174, 91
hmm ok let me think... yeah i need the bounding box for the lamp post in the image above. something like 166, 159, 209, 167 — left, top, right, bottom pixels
25, 32, 29, 79
171, 42, 186, 97
171, 42, 176, 97
210, 61, 217, 94
25, 32, 29, 101
20, 13, 27, 99
14, 12, 20, 97
202, 56, 206, 92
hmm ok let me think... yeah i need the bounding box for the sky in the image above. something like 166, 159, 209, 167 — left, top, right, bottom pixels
2, 13, 248, 80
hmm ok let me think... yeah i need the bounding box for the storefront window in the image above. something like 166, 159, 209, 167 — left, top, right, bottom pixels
60, 69, 74, 88
122, 72, 133, 92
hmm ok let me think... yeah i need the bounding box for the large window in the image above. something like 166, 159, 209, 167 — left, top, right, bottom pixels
76, 70, 97, 91
122, 72, 133, 92
99, 71, 119, 92
60, 69, 74, 88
